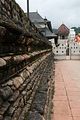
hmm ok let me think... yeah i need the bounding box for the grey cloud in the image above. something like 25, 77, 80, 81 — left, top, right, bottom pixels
15, 0, 80, 28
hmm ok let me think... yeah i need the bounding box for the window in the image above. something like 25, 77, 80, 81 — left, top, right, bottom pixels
62, 44, 64, 46
56, 51, 58, 53
62, 51, 64, 53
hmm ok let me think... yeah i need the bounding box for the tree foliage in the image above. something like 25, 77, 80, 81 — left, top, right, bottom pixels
71, 27, 80, 35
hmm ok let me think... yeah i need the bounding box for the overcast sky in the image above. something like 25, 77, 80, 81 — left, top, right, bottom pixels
15, 0, 80, 28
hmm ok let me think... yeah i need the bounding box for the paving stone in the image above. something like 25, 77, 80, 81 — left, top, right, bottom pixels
52, 60, 80, 120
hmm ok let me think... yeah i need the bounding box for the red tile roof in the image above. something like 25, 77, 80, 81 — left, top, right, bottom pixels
57, 24, 69, 35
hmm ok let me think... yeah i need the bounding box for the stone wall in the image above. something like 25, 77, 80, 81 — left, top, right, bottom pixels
0, 52, 54, 120
0, 0, 51, 55
0, 0, 54, 120
27, 53, 55, 120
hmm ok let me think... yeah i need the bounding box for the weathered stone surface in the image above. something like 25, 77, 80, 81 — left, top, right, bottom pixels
9, 90, 19, 102
0, 115, 3, 120
0, 102, 10, 115
27, 66, 33, 74
27, 54, 54, 120
19, 69, 29, 80
13, 55, 24, 63
12, 107, 22, 120
26, 70, 30, 77
0, 1, 53, 120
0, 26, 6, 38
33, 96, 46, 115
3, 56, 12, 64
4, 116, 12, 120
13, 77, 23, 89
0, 58, 6, 67
11, 86, 16, 91
0, 86, 13, 100
7, 106, 15, 116
22, 91, 26, 96
7, 80, 13, 86
13, 98, 20, 109
18, 77, 24, 84
19, 98, 24, 108
28, 111, 43, 120
0, 98, 3, 106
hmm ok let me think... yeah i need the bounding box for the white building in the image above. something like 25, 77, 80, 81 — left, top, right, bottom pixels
52, 25, 80, 60
68, 29, 75, 40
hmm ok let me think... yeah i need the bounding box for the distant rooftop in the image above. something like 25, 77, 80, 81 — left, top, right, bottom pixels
57, 24, 69, 35
29, 12, 57, 39
29, 12, 44, 23
42, 27, 57, 39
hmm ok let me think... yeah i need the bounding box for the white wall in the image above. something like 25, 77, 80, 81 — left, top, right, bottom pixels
52, 39, 67, 55
52, 38, 80, 60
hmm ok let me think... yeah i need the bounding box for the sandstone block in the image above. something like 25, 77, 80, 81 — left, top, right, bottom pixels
19, 69, 29, 80
13, 77, 23, 89
0, 58, 6, 67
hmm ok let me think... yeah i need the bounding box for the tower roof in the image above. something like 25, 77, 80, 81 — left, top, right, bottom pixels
57, 24, 70, 36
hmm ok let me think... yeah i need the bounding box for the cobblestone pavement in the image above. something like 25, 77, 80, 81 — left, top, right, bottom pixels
52, 60, 80, 120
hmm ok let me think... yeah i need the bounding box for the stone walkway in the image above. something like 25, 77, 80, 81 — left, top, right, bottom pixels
51, 60, 80, 120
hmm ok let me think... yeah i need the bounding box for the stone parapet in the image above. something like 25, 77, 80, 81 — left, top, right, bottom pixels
0, 49, 51, 83
0, 52, 54, 120
0, 1, 54, 120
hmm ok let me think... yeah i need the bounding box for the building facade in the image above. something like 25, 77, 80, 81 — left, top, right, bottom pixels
52, 25, 80, 60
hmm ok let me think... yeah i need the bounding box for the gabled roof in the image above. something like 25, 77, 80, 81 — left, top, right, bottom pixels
29, 12, 57, 39
29, 12, 44, 23
46, 20, 53, 32
41, 27, 57, 39
57, 24, 69, 35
